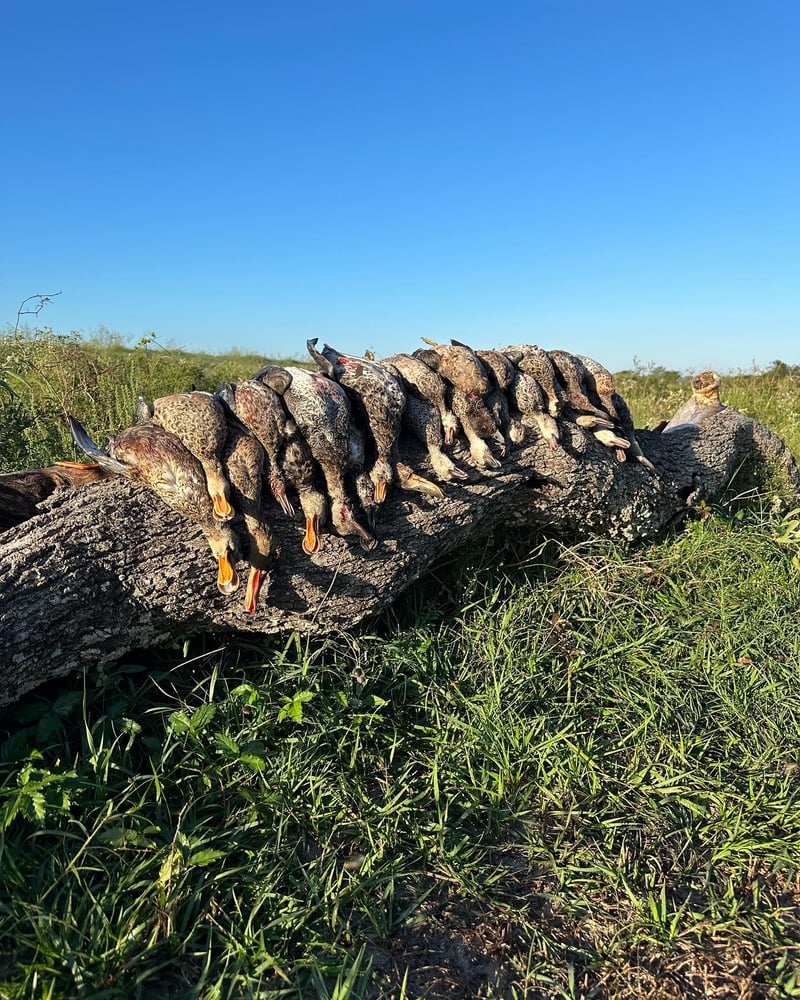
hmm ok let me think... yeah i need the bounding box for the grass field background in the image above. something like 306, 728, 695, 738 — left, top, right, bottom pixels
1, 328, 799, 998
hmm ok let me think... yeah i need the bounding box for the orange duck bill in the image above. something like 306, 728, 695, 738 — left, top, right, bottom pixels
302, 514, 320, 555
212, 493, 235, 521
216, 550, 239, 594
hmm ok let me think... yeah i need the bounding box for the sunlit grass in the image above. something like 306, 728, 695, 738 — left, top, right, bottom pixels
2, 505, 800, 997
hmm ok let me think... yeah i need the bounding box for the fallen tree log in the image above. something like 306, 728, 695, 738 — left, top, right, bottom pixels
1, 407, 799, 706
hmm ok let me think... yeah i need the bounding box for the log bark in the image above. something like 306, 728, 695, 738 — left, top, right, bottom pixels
1, 408, 798, 706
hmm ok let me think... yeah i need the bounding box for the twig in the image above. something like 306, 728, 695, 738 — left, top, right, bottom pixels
14, 291, 62, 335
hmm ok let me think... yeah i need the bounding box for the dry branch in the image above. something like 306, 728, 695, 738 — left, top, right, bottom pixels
1, 408, 798, 706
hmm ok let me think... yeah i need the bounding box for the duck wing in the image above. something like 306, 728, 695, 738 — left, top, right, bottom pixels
68, 416, 130, 477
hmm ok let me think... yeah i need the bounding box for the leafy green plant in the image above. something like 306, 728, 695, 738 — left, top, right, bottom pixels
773, 507, 800, 571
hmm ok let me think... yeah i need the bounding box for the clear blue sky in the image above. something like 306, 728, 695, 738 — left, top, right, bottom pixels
2, 0, 798, 373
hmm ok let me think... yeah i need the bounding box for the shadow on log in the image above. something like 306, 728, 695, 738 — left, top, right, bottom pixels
1, 408, 799, 706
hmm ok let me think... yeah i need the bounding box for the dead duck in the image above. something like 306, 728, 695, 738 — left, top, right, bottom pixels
382, 352, 459, 447
136, 391, 234, 521
347, 376, 446, 505
280, 419, 328, 555
307, 339, 407, 505
662, 371, 725, 432
574, 354, 620, 422
547, 350, 612, 422
410, 340, 500, 470
216, 379, 294, 516
223, 426, 279, 613
415, 337, 491, 403
449, 386, 502, 471
68, 416, 238, 594
347, 416, 381, 527
502, 345, 564, 417
476, 349, 524, 452
255, 365, 377, 550
506, 369, 560, 451
398, 392, 469, 482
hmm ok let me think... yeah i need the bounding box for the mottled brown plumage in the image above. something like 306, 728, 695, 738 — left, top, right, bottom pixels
547, 350, 610, 421
69, 417, 238, 594
415, 338, 490, 402
477, 349, 523, 453
223, 426, 279, 613
502, 345, 564, 417
506, 370, 560, 451
308, 340, 406, 505
382, 352, 459, 446
575, 354, 620, 421
450, 387, 501, 471
137, 391, 234, 521
216, 379, 294, 516
400, 394, 469, 482
257, 365, 376, 550
281, 419, 328, 555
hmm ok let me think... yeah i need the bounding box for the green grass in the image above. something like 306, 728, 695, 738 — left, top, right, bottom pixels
617, 363, 800, 458
2, 506, 800, 998
0, 327, 304, 471
2, 332, 800, 996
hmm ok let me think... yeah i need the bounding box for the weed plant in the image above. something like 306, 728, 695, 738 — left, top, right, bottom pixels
0, 327, 301, 472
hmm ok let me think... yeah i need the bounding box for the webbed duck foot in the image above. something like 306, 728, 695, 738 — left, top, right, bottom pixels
356, 528, 378, 552
395, 463, 445, 499
491, 430, 507, 457
345, 513, 378, 550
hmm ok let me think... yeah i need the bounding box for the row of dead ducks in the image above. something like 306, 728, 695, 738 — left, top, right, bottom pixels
68, 338, 656, 614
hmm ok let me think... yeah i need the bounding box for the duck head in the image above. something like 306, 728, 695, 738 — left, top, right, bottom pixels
244, 525, 279, 614
330, 498, 377, 551
205, 525, 240, 595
